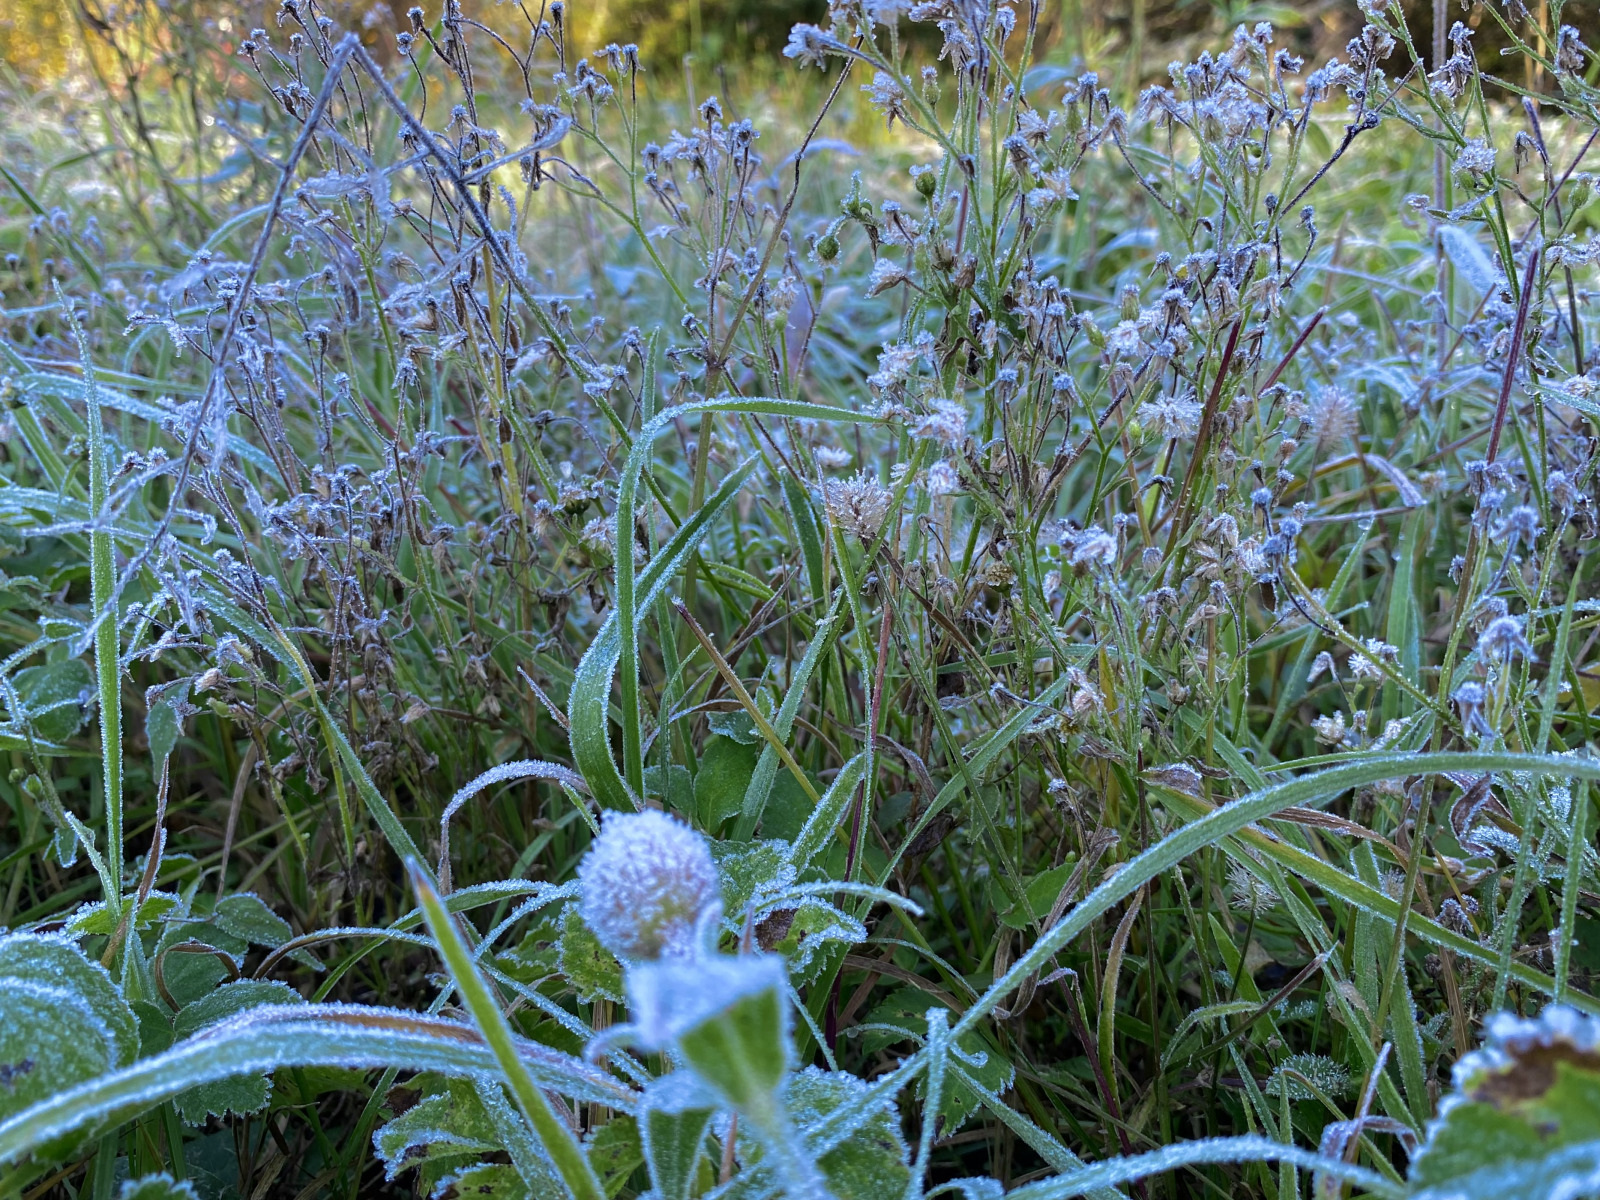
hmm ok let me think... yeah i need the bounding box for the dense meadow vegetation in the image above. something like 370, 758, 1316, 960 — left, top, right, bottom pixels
1, 0, 1600, 1198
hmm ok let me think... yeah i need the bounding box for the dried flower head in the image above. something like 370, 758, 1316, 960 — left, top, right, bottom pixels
578, 810, 720, 962
1137, 392, 1203, 439
823, 471, 893, 541
1306, 386, 1358, 449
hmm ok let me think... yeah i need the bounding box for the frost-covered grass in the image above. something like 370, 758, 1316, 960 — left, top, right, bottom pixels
0, 1, 1598, 1198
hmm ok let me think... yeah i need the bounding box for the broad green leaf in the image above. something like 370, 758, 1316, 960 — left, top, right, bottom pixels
696, 735, 761, 830
739, 1067, 910, 1200
0, 980, 117, 1124
375, 1077, 500, 1193
435, 1162, 530, 1199
171, 979, 302, 1124
212, 893, 293, 948
0, 1004, 633, 1164
587, 1115, 644, 1198
1409, 1006, 1600, 1193
0, 934, 139, 1066
557, 904, 626, 1003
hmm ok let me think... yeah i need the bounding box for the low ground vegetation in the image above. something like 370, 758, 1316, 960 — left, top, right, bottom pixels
0, 1, 1598, 1198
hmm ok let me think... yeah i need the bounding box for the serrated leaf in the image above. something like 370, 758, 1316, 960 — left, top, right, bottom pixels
711, 840, 796, 926
118, 1174, 199, 1200
171, 979, 302, 1124
375, 1079, 500, 1193
557, 904, 625, 1003
740, 1067, 910, 1200
0, 934, 139, 1066
1410, 1006, 1600, 1194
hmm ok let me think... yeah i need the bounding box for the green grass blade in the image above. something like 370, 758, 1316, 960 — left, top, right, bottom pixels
408, 861, 606, 1200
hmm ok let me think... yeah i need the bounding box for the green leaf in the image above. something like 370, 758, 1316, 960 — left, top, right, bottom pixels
0, 980, 117, 1124
375, 1078, 500, 1193
976, 751, 1600, 1036
863, 990, 1010, 1132
12, 659, 93, 742
643, 763, 694, 814
117, 1173, 199, 1200
638, 1074, 715, 1200
557, 905, 626, 1003
708, 710, 761, 744
212, 893, 293, 949
696, 736, 761, 830
710, 841, 796, 926
997, 861, 1077, 930
1409, 1007, 1600, 1193
571, 457, 761, 813
145, 688, 182, 770
171, 979, 302, 1124
0, 934, 139, 1066
435, 1162, 530, 1200
740, 1067, 910, 1200
0, 1003, 633, 1165
410, 862, 608, 1200
587, 1115, 644, 1198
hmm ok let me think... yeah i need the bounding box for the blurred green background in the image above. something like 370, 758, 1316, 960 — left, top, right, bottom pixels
0, 0, 1423, 92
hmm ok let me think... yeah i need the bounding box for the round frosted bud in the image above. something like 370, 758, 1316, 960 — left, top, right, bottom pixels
816, 233, 839, 261
578, 810, 720, 962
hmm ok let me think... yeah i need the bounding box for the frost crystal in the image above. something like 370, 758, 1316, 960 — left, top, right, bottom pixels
578, 810, 720, 962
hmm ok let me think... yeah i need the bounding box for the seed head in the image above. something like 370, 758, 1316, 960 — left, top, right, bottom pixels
578, 810, 720, 962
1306, 386, 1358, 449
823, 471, 893, 541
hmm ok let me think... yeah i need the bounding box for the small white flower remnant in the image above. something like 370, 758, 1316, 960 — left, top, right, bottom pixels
823, 470, 893, 541
782, 23, 836, 69
1348, 638, 1397, 682
867, 341, 921, 391
1227, 860, 1280, 917
1477, 614, 1533, 663
863, 71, 908, 126
912, 398, 967, 447
815, 445, 854, 470
1454, 137, 1496, 182
1104, 319, 1144, 358
1137, 392, 1203, 439
1306, 385, 1359, 450
1066, 525, 1118, 571
578, 810, 720, 962
865, 258, 909, 298
926, 458, 961, 495
1311, 710, 1351, 747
